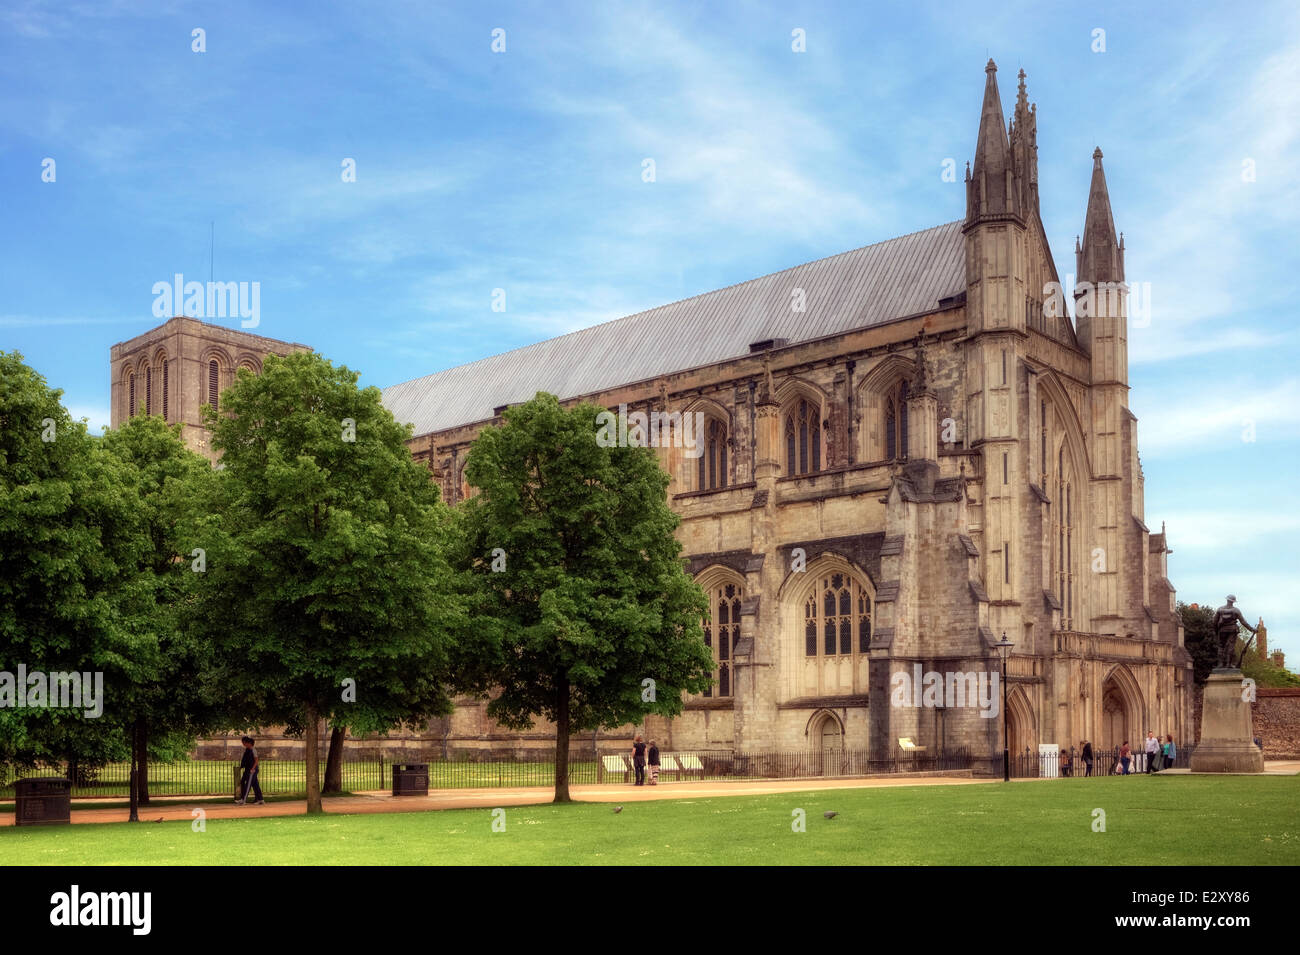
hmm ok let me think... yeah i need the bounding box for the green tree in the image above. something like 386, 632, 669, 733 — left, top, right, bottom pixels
1240, 646, 1300, 689
98, 415, 217, 803
0, 352, 143, 774
1179, 602, 1218, 685
451, 393, 715, 803
193, 352, 456, 813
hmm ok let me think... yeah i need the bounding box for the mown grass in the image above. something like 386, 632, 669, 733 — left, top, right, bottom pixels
3, 775, 1296, 865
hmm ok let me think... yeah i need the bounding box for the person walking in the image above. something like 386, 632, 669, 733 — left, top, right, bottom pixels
647, 740, 661, 786
235, 735, 264, 805
1164, 734, 1176, 768
1081, 740, 1093, 777
631, 735, 647, 786
1144, 731, 1160, 773
1119, 740, 1132, 775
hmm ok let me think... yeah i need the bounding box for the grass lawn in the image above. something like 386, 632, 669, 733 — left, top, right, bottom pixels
3, 775, 1297, 865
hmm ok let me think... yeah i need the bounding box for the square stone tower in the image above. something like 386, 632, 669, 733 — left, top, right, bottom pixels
109, 317, 309, 460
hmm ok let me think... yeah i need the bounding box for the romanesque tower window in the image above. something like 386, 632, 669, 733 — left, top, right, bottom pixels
784, 398, 821, 476
697, 418, 728, 491
208, 359, 220, 410
145, 365, 153, 416
885, 381, 909, 460
702, 582, 743, 698
161, 360, 169, 421
803, 573, 871, 658
127, 371, 136, 418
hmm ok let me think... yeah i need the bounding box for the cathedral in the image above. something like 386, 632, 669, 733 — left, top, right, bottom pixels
110, 61, 1193, 764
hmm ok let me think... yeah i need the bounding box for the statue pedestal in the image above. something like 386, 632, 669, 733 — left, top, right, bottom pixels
1190, 669, 1264, 773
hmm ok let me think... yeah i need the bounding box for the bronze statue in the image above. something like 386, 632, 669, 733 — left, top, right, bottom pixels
1212, 595, 1257, 669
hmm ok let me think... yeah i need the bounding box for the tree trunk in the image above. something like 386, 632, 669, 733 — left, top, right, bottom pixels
135, 718, 150, 805
128, 720, 139, 822
304, 704, 323, 814
554, 676, 571, 803
323, 724, 346, 794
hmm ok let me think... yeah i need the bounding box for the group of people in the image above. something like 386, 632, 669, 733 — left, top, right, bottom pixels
631, 735, 661, 785
1058, 733, 1177, 776
1102, 732, 1178, 775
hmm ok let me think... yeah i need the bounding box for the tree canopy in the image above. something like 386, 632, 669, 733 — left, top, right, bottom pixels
191, 351, 457, 812
451, 392, 714, 802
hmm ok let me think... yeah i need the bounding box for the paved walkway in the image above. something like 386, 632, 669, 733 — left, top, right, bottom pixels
7, 761, 1296, 827
5, 772, 994, 827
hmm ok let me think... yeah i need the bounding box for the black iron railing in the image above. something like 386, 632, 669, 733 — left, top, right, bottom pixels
1006, 745, 1193, 779
6, 742, 1200, 799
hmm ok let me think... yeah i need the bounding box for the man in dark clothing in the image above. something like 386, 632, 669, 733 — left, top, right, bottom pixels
631, 735, 647, 785
236, 735, 264, 805
647, 740, 661, 786
1080, 740, 1093, 777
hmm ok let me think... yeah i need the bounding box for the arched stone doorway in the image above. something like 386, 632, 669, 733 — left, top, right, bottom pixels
1006, 687, 1036, 759
1102, 686, 1127, 752
1100, 665, 1144, 756
809, 711, 843, 776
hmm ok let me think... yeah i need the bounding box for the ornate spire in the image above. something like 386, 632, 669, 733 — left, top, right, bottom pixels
1078, 147, 1123, 283
1009, 67, 1038, 215
1013, 68, 1032, 131
968, 59, 1012, 220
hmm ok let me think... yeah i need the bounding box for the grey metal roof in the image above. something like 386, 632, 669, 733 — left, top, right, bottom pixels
382, 220, 965, 436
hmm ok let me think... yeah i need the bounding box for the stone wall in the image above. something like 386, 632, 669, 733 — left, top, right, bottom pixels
1190, 684, 1300, 759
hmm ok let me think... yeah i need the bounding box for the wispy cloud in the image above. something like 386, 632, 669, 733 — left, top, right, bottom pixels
1134, 378, 1300, 455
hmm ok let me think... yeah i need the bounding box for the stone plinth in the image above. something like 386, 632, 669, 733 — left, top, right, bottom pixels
1190, 669, 1264, 773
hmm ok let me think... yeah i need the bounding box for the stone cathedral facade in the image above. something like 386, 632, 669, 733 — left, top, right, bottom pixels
112, 62, 1193, 763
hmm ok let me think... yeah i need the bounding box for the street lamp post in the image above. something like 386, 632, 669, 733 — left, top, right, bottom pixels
995, 631, 1015, 782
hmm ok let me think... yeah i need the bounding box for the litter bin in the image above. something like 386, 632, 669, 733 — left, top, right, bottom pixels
14, 777, 72, 826
392, 764, 429, 796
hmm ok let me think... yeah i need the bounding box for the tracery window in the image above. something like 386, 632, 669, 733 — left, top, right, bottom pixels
784, 398, 821, 476
885, 381, 909, 460
803, 572, 871, 658
702, 582, 743, 698
697, 418, 728, 490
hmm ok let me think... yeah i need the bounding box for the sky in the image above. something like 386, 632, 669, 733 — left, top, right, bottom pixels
2, 1, 1297, 657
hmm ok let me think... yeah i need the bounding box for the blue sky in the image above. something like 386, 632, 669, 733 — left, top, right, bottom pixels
2, 1, 1297, 657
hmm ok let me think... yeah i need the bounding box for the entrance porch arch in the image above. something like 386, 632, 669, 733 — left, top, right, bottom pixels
1100, 664, 1145, 753
1006, 686, 1037, 758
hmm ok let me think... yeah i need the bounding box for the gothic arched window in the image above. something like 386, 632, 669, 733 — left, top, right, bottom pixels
697, 418, 728, 491
127, 371, 136, 418
803, 572, 871, 658
702, 581, 743, 698
1054, 445, 1076, 629
1039, 400, 1048, 486
145, 364, 153, 416
885, 381, 909, 460
784, 398, 821, 477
